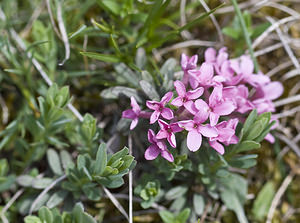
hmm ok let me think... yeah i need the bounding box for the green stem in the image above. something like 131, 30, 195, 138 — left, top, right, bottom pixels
231, 0, 259, 73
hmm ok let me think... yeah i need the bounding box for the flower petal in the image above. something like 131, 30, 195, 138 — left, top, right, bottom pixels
161, 150, 174, 162
240, 55, 254, 76
171, 97, 183, 107
161, 92, 173, 105
147, 129, 156, 143
194, 109, 209, 124
170, 123, 183, 133
213, 101, 236, 116
181, 53, 189, 70
187, 130, 202, 152
178, 120, 195, 131
174, 80, 186, 97
186, 87, 204, 100
158, 119, 168, 130
156, 129, 169, 139
194, 99, 209, 112
209, 112, 220, 126
184, 101, 198, 115
130, 118, 138, 130
130, 96, 140, 113
198, 125, 218, 137
205, 47, 216, 63
150, 110, 160, 124
122, 109, 136, 119
167, 133, 176, 148
146, 101, 160, 110
161, 108, 174, 120
209, 140, 225, 155
144, 145, 160, 160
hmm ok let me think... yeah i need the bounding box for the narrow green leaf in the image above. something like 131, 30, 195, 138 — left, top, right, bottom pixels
178, 3, 225, 32
231, 0, 259, 72
80, 52, 121, 63
243, 109, 257, 134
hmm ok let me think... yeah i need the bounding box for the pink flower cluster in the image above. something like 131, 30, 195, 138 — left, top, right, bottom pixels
122, 48, 283, 162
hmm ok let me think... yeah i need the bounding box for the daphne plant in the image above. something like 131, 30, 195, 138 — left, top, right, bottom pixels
122, 47, 283, 162
121, 48, 283, 222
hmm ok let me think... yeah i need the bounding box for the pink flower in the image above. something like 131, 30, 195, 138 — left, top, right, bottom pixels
188, 63, 225, 89
146, 92, 174, 124
156, 119, 183, 148
179, 110, 218, 152
181, 54, 198, 85
144, 129, 174, 162
195, 86, 236, 126
122, 97, 141, 130
223, 85, 254, 113
209, 118, 239, 154
171, 80, 204, 112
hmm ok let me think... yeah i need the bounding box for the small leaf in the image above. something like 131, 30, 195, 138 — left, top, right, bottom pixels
80, 52, 121, 63
101, 86, 142, 103
60, 150, 74, 170
24, 216, 42, 223
165, 186, 188, 200
46, 190, 69, 209
193, 194, 205, 216
139, 80, 160, 100
108, 147, 129, 166
176, 208, 191, 223
229, 155, 258, 169
38, 206, 53, 223
236, 140, 260, 152
32, 178, 53, 189
243, 109, 257, 134
93, 143, 107, 175
47, 149, 63, 176
17, 175, 34, 187
245, 120, 264, 140
222, 27, 240, 39
159, 210, 175, 223
252, 182, 275, 220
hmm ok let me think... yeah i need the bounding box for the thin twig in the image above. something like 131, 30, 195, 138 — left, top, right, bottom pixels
198, 0, 224, 43
29, 175, 67, 214
266, 60, 294, 77
252, 16, 300, 49
0, 189, 24, 223
275, 133, 300, 158
157, 40, 218, 56
274, 94, 300, 107
103, 186, 129, 221
21, 1, 46, 37
254, 42, 284, 57
266, 171, 295, 223
180, 0, 192, 40
46, 0, 61, 39
266, 16, 300, 69
56, 1, 70, 66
